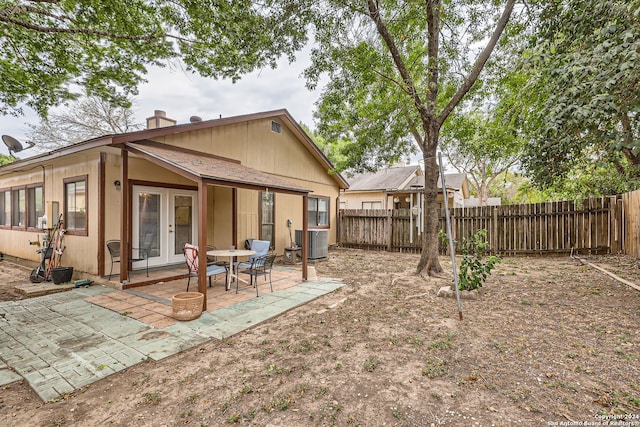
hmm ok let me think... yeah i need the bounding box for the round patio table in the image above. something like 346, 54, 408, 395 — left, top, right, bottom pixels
206, 249, 255, 291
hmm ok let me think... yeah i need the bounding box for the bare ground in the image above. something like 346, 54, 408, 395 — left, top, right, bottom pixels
0, 248, 639, 426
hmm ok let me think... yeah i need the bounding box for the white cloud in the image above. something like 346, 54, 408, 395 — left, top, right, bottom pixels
0, 50, 321, 156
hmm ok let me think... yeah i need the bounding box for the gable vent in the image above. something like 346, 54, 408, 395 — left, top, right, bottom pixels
271, 120, 282, 134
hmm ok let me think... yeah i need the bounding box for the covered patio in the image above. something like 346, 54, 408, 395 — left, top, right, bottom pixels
112, 140, 315, 310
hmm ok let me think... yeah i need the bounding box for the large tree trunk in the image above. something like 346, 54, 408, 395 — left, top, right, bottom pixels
417, 140, 443, 275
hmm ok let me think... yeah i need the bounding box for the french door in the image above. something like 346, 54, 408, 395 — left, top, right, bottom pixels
132, 186, 198, 268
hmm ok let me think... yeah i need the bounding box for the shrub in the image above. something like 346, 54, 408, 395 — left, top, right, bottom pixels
440, 229, 500, 291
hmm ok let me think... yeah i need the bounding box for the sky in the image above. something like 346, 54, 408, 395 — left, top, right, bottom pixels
0, 50, 321, 157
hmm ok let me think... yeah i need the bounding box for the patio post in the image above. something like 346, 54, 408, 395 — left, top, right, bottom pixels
302, 194, 308, 280
197, 180, 208, 310
119, 149, 130, 283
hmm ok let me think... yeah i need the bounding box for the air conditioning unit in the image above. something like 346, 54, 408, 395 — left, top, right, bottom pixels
295, 229, 328, 259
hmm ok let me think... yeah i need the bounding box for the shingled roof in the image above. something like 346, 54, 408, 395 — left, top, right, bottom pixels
346, 165, 421, 191
406, 172, 467, 190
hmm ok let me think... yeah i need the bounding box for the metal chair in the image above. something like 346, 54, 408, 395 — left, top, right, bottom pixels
184, 243, 228, 292
106, 240, 149, 281
234, 239, 271, 270
237, 253, 277, 296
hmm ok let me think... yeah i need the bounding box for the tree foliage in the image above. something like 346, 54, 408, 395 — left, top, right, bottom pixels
26, 95, 141, 151
0, 0, 309, 117
299, 123, 350, 172
440, 108, 522, 205
305, 0, 517, 274
511, 0, 640, 192
0, 153, 12, 165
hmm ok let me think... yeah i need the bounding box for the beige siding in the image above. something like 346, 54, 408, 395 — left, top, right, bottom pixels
340, 191, 388, 210
1, 113, 343, 277
0, 151, 100, 273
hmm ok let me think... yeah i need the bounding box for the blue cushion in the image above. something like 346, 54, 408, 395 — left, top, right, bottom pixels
250, 240, 270, 260
206, 265, 226, 276
234, 261, 251, 269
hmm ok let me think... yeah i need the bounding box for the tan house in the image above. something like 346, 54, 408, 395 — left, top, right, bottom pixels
341, 165, 469, 210
0, 109, 348, 303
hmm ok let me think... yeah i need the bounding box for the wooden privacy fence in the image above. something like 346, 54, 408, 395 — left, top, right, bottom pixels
339, 195, 629, 256
623, 189, 640, 258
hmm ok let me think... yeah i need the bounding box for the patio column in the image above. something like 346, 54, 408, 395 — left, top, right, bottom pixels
197, 180, 208, 310
302, 194, 308, 280
119, 149, 130, 283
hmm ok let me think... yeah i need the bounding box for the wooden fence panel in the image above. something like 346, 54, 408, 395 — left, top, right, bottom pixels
623, 190, 640, 258
338, 195, 625, 256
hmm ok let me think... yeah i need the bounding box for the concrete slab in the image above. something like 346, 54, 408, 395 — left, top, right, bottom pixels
0, 368, 22, 386
0, 277, 344, 402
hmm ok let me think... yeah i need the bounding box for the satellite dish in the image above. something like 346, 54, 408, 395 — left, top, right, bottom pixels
2, 135, 35, 158
189, 115, 203, 123
2, 134, 24, 158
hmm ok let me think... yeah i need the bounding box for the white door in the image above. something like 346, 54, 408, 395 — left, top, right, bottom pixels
132, 186, 198, 269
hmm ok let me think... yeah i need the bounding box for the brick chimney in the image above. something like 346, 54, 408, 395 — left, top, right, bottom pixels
146, 110, 176, 129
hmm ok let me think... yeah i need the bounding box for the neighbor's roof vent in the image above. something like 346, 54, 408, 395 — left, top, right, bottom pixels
189, 115, 203, 123
146, 110, 177, 129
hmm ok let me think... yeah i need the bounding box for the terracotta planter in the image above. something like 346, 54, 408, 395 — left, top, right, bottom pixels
171, 292, 204, 321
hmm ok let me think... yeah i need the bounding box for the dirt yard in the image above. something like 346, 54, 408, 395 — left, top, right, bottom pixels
0, 248, 639, 426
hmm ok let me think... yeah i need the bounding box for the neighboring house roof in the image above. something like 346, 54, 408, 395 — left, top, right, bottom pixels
0, 109, 349, 190
405, 172, 467, 191
346, 165, 421, 192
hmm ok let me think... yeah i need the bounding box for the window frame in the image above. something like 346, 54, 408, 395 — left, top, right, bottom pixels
258, 191, 275, 248
362, 201, 383, 209
64, 175, 88, 236
0, 188, 10, 228
307, 196, 330, 229
11, 187, 25, 229
26, 183, 44, 230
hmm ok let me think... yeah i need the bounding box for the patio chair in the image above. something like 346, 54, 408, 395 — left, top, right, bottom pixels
184, 243, 228, 292
106, 239, 149, 281
237, 253, 277, 297
234, 239, 271, 270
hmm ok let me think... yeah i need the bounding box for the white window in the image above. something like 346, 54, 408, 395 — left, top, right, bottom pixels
362, 201, 382, 209
308, 196, 329, 227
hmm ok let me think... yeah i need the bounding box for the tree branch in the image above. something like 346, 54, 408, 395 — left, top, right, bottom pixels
437, 0, 516, 127
425, 0, 440, 114
0, 15, 166, 41
372, 69, 411, 97
620, 112, 640, 166
366, 0, 430, 123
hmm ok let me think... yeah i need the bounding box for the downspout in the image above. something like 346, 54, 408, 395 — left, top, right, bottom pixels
336, 189, 344, 246
98, 153, 106, 276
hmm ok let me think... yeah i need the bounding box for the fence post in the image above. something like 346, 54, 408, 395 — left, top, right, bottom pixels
492, 207, 498, 255
387, 210, 393, 252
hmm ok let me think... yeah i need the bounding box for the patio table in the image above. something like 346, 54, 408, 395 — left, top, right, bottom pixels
207, 249, 256, 291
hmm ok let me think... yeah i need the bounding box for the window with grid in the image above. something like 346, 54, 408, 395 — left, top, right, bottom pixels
307, 196, 329, 228
65, 176, 87, 234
